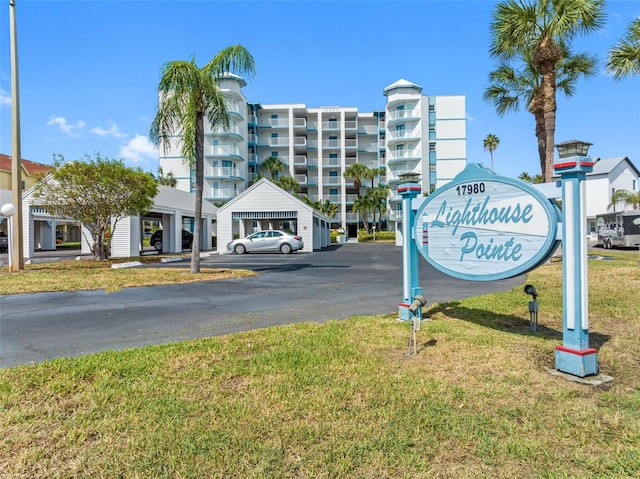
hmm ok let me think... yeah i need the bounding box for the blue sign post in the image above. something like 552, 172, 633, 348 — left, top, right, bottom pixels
397, 175, 422, 321
553, 140, 598, 377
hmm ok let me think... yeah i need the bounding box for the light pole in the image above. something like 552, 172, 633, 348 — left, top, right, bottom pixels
1, 203, 17, 270
9, 0, 25, 271
553, 140, 598, 377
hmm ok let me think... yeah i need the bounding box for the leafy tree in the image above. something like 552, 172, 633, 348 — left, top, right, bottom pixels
608, 189, 640, 210
606, 18, 640, 80
261, 156, 285, 180
33, 153, 158, 260
485, 47, 596, 179
274, 176, 300, 195
344, 163, 371, 199
489, 0, 605, 182
150, 45, 255, 273
352, 195, 371, 233
300, 197, 338, 219
366, 185, 389, 232
483, 134, 500, 171
157, 167, 177, 187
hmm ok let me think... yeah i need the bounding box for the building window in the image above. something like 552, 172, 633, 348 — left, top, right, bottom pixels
429, 142, 436, 151
330, 188, 338, 195
633, 180, 637, 190
21, 180, 26, 190
271, 151, 278, 157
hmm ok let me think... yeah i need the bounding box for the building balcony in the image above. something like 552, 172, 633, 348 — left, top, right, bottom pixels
307, 121, 318, 131
323, 175, 342, 185
323, 157, 341, 167
387, 151, 422, 163
294, 174, 307, 185
211, 126, 244, 140
358, 142, 379, 153
386, 110, 420, 125
345, 121, 357, 130
207, 146, 245, 159
258, 137, 289, 148
227, 105, 244, 120
293, 118, 307, 129
387, 129, 420, 144
203, 188, 236, 201
204, 166, 243, 180
260, 118, 289, 128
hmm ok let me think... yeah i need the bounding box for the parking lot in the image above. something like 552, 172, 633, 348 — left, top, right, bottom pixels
0, 243, 524, 367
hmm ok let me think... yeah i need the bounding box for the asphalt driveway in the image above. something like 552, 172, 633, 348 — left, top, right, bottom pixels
0, 243, 524, 368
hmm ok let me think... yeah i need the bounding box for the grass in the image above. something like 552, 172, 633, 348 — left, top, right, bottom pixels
0, 250, 639, 478
0, 255, 256, 294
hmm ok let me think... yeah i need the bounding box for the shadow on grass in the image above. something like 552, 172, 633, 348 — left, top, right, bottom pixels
425, 301, 611, 349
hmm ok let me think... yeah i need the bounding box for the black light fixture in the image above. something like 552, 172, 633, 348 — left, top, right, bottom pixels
524, 284, 538, 300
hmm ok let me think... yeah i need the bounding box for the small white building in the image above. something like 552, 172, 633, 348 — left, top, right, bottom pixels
216, 178, 331, 253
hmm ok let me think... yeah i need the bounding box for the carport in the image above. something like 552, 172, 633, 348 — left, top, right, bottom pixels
216, 179, 331, 253
20, 183, 217, 259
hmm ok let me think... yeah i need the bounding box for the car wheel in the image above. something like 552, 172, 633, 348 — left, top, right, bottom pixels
605, 239, 612, 249
234, 244, 246, 255
153, 240, 163, 251
280, 243, 292, 254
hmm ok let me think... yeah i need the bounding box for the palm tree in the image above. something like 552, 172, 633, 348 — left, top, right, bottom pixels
274, 176, 300, 195
344, 163, 371, 199
608, 189, 640, 211
483, 134, 500, 171
261, 156, 284, 180
485, 46, 597, 182
606, 18, 640, 80
489, 0, 605, 182
150, 45, 256, 273
352, 196, 371, 234
157, 167, 177, 187
518, 171, 544, 184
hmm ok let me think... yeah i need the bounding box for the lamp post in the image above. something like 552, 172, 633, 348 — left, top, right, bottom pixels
397, 172, 422, 321
1, 203, 17, 270
553, 140, 598, 377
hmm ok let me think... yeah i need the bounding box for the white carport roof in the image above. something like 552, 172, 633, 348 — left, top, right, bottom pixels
151, 185, 217, 216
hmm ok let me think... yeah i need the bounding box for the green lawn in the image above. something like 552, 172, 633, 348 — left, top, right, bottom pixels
1, 250, 638, 478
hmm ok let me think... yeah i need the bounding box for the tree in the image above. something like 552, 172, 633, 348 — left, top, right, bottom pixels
518, 171, 544, 184
344, 163, 371, 199
261, 156, 284, 180
606, 18, 640, 80
150, 45, 256, 273
274, 176, 300, 195
157, 167, 177, 187
352, 195, 371, 233
489, 0, 605, 182
483, 134, 500, 171
485, 48, 596, 180
608, 189, 640, 211
366, 185, 389, 232
33, 154, 158, 260
301, 197, 338, 219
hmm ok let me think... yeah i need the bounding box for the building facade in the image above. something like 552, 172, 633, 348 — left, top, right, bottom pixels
159, 77, 466, 236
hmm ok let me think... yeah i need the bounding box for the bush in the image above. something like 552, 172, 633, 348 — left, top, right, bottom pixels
357, 230, 395, 242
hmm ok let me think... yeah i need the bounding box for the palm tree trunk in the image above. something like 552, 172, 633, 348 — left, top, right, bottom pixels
191, 111, 204, 273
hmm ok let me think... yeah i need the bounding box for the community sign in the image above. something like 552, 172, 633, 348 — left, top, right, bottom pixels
414, 164, 560, 281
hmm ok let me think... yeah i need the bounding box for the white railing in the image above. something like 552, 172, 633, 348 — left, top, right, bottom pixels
359, 142, 378, 152
265, 118, 289, 128
204, 188, 235, 199
323, 157, 341, 167
264, 137, 289, 147
359, 125, 378, 135
345, 121, 357, 129
322, 140, 340, 148
322, 121, 341, 129
387, 109, 419, 120
294, 174, 307, 184
247, 134, 257, 143
307, 121, 318, 130
345, 139, 357, 148
323, 176, 342, 184
387, 150, 422, 160
212, 126, 242, 137
204, 167, 241, 177
209, 146, 244, 157
293, 118, 307, 128
294, 137, 307, 147
294, 155, 307, 166
388, 129, 418, 141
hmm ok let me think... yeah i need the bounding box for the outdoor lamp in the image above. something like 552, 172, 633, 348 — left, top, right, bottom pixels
408, 294, 427, 314
1, 203, 17, 217
398, 172, 421, 184
554, 140, 592, 159
524, 284, 538, 301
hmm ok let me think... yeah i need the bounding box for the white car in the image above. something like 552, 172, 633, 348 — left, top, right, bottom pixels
227, 230, 304, 254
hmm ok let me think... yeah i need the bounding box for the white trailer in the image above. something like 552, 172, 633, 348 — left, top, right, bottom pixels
596, 210, 640, 249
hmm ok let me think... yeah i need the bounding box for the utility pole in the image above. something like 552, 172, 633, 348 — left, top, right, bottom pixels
9, 0, 24, 271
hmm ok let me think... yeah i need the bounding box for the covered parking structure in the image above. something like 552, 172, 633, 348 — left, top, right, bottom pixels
216, 179, 331, 253
20, 184, 217, 259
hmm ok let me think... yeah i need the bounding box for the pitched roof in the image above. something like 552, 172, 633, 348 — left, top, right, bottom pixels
383, 79, 423, 96
590, 156, 640, 177
0, 154, 53, 176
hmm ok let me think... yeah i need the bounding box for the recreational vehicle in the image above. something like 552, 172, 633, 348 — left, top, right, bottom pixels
596, 210, 640, 249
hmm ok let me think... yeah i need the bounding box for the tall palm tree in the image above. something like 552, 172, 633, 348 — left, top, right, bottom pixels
608, 189, 640, 211
150, 45, 256, 273
606, 18, 640, 80
344, 163, 371, 199
261, 156, 284, 180
274, 175, 300, 195
485, 46, 597, 181
483, 134, 500, 171
489, 0, 605, 182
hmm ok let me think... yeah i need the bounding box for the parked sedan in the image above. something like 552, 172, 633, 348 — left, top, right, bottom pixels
151, 229, 193, 252
227, 230, 303, 254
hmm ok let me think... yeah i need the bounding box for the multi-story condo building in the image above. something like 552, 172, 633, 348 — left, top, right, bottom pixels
159, 76, 466, 237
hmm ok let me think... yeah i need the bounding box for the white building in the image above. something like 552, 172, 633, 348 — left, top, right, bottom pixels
160, 77, 466, 238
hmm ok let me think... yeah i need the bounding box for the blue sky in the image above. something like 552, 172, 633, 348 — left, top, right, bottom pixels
1, 0, 639, 180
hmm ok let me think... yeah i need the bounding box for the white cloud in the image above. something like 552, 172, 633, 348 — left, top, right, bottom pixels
47, 116, 86, 135
119, 135, 158, 163
90, 123, 129, 139
466, 113, 475, 122
0, 88, 11, 106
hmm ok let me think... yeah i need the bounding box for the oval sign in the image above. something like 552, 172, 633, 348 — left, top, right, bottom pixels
414, 164, 560, 281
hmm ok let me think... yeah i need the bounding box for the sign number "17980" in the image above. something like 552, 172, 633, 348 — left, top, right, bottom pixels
456, 183, 485, 195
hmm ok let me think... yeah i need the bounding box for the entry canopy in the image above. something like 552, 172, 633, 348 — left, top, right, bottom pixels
414, 164, 561, 281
